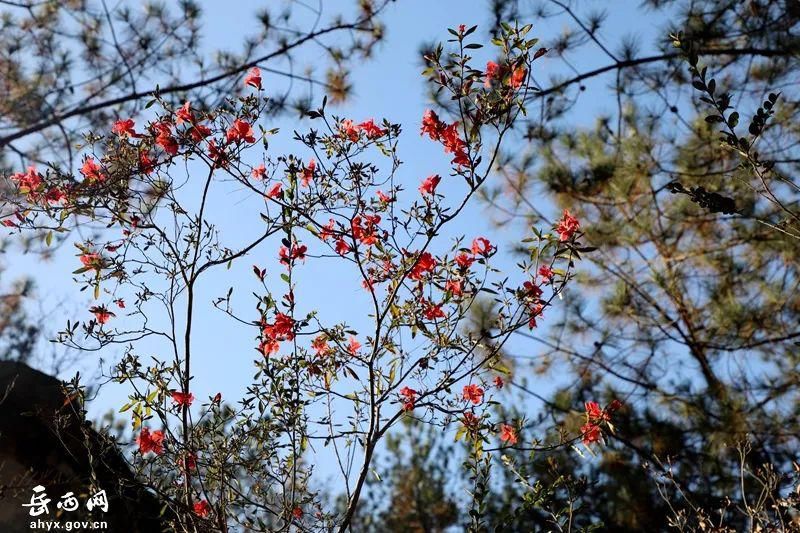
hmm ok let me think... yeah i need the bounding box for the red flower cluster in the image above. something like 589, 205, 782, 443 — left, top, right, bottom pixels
580, 400, 622, 447
311, 335, 332, 356
347, 336, 361, 355
11, 166, 43, 194
251, 163, 267, 179
279, 242, 308, 267
80, 252, 103, 271
112, 118, 137, 137
301, 159, 316, 187
408, 251, 437, 280
462, 384, 484, 405
152, 121, 179, 155
499, 423, 518, 444
418, 174, 441, 196
244, 67, 262, 90
80, 158, 105, 182
351, 214, 382, 246
420, 109, 469, 167
193, 500, 211, 518
400, 386, 418, 411
137, 427, 165, 455
556, 209, 581, 242
471, 237, 493, 256
339, 118, 388, 142
483, 60, 527, 90
484, 61, 500, 87
226, 119, 256, 144
261, 312, 295, 355
90, 305, 114, 324
175, 101, 194, 125
171, 390, 195, 407
421, 298, 445, 320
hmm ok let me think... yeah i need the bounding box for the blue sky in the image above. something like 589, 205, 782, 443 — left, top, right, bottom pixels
4, 0, 672, 498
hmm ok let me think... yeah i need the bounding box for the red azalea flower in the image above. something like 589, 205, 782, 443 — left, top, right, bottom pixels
226, 119, 256, 144
320, 219, 336, 241
445, 278, 464, 296
399, 386, 418, 411
112, 118, 137, 137
409, 251, 437, 280
528, 303, 544, 329
585, 401, 604, 422
266, 182, 282, 198
136, 427, 165, 455
152, 122, 179, 155
279, 243, 307, 267
455, 252, 475, 269
311, 335, 331, 356
463, 411, 480, 429
471, 237, 493, 256
193, 500, 211, 518
422, 300, 445, 320
335, 239, 351, 255
139, 150, 156, 174
189, 123, 212, 142
510, 65, 527, 89
418, 174, 441, 196
556, 209, 581, 242
484, 61, 500, 87
171, 390, 195, 407
351, 214, 382, 246
301, 159, 316, 187
347, 336, 361, 355
244, 67, 262, 89
114, 298, 125, 309
10, 166, 42, 194
358, 119, 387, 139
263, 312, 296, 342
500, 423, 518, 444
207, 140, 228, 168
90, 306, 114, 324
80, 252, 102, 270
538, 265, 554, 281
260, 338, 280, 356
421, 109, 444, 140
462, 384, 484, 405
581, 423, 602, 446
46, 187, 66, 204
156, 132, 179, 155
522, 280, 543, 299
80, 158, 104, 182
376, 190, 393, 203
292, 506, 303, 519
494, 376, 504, 389
175, 101, 193, 125
251, 163, 267, 179
340, 119, 360, 142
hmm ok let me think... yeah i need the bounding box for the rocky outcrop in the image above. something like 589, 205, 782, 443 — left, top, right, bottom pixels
0, 361, 171, 532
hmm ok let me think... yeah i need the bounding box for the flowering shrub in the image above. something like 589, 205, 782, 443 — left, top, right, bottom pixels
1, 23, 610, 531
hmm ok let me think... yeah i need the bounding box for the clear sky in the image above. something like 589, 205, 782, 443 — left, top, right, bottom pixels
4, 0, 669, 494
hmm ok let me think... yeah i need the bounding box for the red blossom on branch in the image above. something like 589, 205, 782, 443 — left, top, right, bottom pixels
137, 427, 165, 455
462, 383, 484, 405
244, 67, 262, 89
